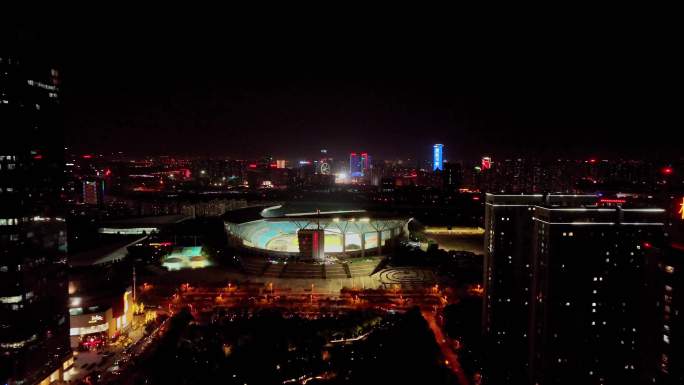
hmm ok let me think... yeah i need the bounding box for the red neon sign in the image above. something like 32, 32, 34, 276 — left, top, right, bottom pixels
482, 157, 492, 170
599, 198, 626, 204
248, 163, 257, 169
662, 166, 673, 175
82, 154, 93, 159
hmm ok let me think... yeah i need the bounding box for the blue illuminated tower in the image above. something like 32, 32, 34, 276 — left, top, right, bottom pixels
350, 153, 362, 177
350, 152, 370, 177
433, 144, 443, 171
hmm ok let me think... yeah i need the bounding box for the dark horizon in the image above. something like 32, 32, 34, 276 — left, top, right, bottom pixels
8, 21, 681, 161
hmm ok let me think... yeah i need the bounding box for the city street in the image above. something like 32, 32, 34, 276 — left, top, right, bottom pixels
423, 310, 470, 385
63, 315, 149, 384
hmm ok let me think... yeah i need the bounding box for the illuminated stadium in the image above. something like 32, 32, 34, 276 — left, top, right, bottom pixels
224, 205, 409, 259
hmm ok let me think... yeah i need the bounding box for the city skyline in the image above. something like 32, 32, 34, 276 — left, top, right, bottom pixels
4, 19, 683, 385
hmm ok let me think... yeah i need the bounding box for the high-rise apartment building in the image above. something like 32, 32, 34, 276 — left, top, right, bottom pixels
529, 206, 664, 384
1, 55, 72, 384
482, 194, 597, 383
483, 194, 664, 384
644, 243, 684, 384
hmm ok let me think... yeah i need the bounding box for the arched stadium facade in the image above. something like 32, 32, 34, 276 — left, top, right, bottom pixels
224, 208, 409, 257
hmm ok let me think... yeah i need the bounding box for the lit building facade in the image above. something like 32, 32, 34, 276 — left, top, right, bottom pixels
350, 153, 362, 177
82, 179, 104, 205
276, 159, 287, 169
643, 197, 684, 384
67, 266, 134, 349
1, 56, 72, 384
433, 144, 443, 171
225, 206, 407, 259
645, 243, 684, 384
316, 158, 332, 175
529, 206, 664, 384
482, 194, 547, 383
482, 194, 602, 384
297, 229, 325, 261
482, 156, 492, 170
349, 152, 371, 178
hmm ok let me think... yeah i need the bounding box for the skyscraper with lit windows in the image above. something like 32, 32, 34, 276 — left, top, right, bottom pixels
349, 152, 370, 178
528, 206, 664, 384
482, 193, 597, 384
1, 55, 72, 385
482, 194, 666, 384
645, 243, 684, 384
642, 197, 684, 384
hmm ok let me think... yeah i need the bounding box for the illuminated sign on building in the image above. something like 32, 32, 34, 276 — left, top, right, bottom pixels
70, 324, 108, 336
88, 315, 104, 324
433, 144, 443, 171
320, 162, 331, 175
482, 156, 492, 170
679, 196, 684, 220
599, 198, 627, 204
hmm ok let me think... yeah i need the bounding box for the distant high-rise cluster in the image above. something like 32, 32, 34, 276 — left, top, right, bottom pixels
468, 158, 680, 194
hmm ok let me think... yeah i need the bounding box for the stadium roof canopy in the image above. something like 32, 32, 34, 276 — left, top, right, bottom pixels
224, 203, 409, 253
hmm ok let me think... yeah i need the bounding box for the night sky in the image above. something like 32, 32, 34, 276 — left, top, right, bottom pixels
9, 20, 680, 162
